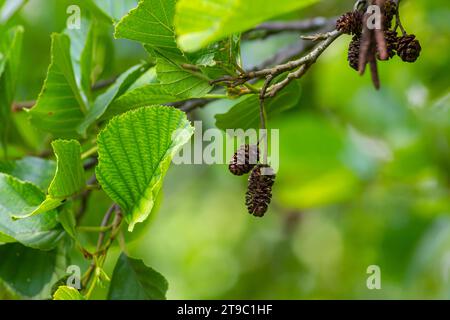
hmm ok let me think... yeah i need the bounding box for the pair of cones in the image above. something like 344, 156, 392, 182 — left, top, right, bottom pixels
229, 145, 275, 217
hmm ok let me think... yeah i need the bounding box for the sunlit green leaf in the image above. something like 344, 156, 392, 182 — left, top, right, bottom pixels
104, 83, 181, 119
175, 0, 318, 52
96, 106, 194, 231
53, 286, 85, 300
115, 0, 212, 99
114, 0, 179, 54
154, 50, 212, 99
12, 140, 85, 219
29, 33, 88, 138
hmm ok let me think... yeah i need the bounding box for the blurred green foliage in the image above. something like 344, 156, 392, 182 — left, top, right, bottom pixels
1, 0, 449, 299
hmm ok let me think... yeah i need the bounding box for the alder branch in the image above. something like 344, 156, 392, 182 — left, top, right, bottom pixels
170, 98, 212, 113
12, 19, 341, 115
212, 29, 343, 98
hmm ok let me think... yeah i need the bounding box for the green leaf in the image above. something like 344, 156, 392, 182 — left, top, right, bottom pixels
58, 202, 77, 239
77, 64, 148, 135
0, 26, 24, 157
114, 0, 212, 98
53, 286, 85, 300
0, 242, 68, 298
155, 50, 212, 99
29, 33, 88, 138
0, 156, 56, 190
0, 174, 64, 250
108, 253, 168, 300
47, 140, 85, 198
65, 17, 95, 98
104, 83, 181, 119
96, 106, 194, 231
215, 81, 301, 130
175, 0, 318, 52
191, 35, 241, 79
12, 140, 85, 219
114, 0, 179, 54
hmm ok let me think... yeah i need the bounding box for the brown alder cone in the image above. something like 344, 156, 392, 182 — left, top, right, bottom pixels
246, 164, 276, 217
397, 34, 421, 62
348, 35, 361, 70
377, 30, 398, 60
336, 11, 363, 35
383, 0, 397, 29
229, 144, 259, 176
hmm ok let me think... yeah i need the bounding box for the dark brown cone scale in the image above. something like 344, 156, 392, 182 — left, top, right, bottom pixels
228, 144, 259, 176
348, 35, 361, 71
245, 164, 276, 217
336, 11, 363, 35
378, 30, 398, 60
397, 34, 421, 62
383, 0, 397, 29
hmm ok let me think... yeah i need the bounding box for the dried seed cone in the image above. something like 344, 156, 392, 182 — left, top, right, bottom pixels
348, 36, 361, 71
229, 144, 259, 176
246, 164, 276, 217
383, 0, 397, 29
336, 11, 363, 35
378, 30, 398, 60
397, 34, 421, 63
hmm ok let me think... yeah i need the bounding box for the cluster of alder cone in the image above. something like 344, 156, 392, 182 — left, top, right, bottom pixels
336, 0, 421, 71
227, 1, 422, 218
228, 144, 276, 217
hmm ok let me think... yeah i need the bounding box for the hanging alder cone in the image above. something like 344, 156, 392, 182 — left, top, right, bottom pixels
336, 11, 363, 35
397, 34, 421, 62
246, 164, 276, 217
228, 144, 259, 176
383, 0, 397, 29
377, 30, 398, 60
348, 35, 361, 71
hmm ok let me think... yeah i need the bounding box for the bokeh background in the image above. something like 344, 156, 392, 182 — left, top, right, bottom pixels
1, 0, 449, 299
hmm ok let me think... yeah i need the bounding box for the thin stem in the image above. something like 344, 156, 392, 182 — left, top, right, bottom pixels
77, 225, 113, 233
81, 145, 98, 160
243, 82, 260, 94
96, 205, 116, 251
81, 204, 116, 290
212, 29, 342, 91
203, 94, 229, 100
394, 7, 407, 35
